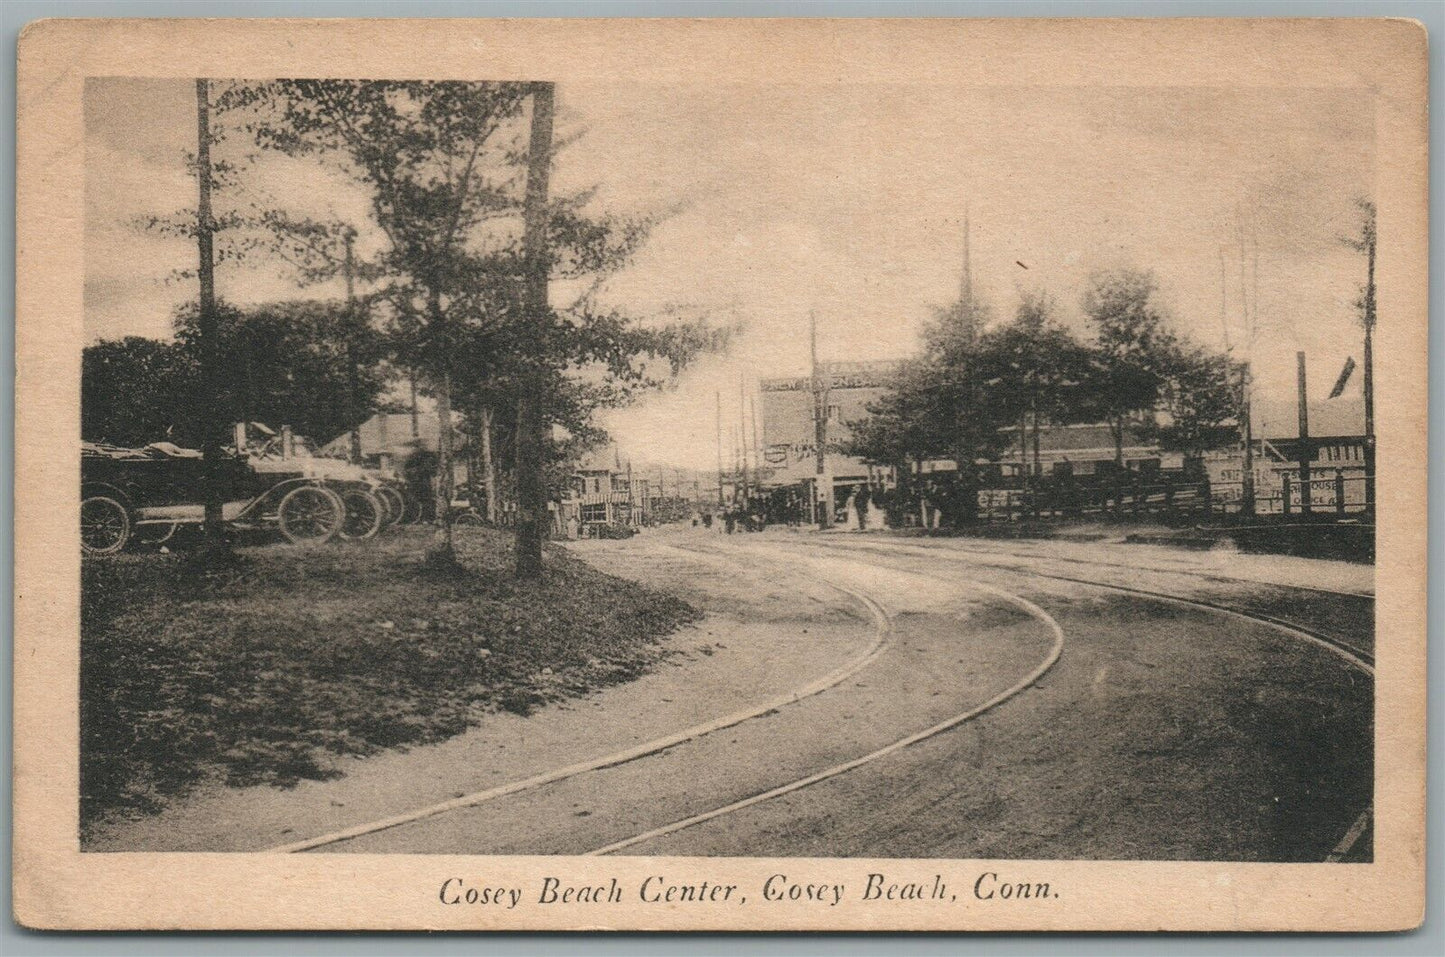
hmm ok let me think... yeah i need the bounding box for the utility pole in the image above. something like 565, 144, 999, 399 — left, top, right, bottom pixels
715, 390, 725, 506
729, 426, 738, 503
811, 310, 832, 528
1240, 367, 1256, 518
515, 81, 555, 580
1297, 351, 1312, 515
750, 392, 763, 490
1361, 202, 1377, 513
1220, 244, 1254, 518
738, 375, 750, 505
1235, 220, 1256, 517
194, 78, 226, 557
344, 228, 363, 465
961, 203, 973, 314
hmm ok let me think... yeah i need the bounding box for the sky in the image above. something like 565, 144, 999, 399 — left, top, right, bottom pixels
85, 79, 1376, 471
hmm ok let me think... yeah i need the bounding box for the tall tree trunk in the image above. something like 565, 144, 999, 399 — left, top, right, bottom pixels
515, 82, 555, 580
479, 405, 496, 523
1018, 411, 1029, 520
428, 287, 455, 563
409, 375, 420, 440
344, 231, 363, 465
917, 459, 929, 528
194, 78, 229, 562
431, 367, 455, 561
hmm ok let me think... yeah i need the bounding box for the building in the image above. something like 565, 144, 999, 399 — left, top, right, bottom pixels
990, 420, 1178, 477
1206, 396, 1368, 513
758, 360, 900, 504
319, 410, 465, 477
554, 445, 642, 537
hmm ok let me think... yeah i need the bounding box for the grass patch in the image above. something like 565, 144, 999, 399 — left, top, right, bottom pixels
80, 526, 698, 832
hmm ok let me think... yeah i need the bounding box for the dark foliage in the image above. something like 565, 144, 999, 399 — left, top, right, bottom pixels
83, 299, 391, 449
80, 526, 699, 829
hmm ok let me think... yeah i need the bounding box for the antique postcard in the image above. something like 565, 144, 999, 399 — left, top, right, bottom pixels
13, 17, 1428, 931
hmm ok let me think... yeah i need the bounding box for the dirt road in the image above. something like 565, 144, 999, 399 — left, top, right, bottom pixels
87, 527, 1371, 860
309, 528, 1374, 861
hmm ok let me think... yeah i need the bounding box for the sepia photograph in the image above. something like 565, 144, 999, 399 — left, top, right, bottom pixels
15, 16, 1428, 932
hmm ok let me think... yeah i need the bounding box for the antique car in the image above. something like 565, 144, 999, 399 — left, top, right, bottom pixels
80, 440, 348, 556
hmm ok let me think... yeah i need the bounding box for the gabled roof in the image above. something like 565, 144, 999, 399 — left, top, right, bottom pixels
1251, 397, 1365, 440
319, 411, 464, 458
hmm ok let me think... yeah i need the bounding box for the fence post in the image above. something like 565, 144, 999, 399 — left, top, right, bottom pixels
1282, 474, 1292, 516
1336, 470, 1346, 515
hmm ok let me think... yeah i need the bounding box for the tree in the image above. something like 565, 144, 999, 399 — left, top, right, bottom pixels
174, 299, 391, 446
223, 80, 726, 570
968, 293, 1095, 514
83, 300, 392, 451
1079, 269, 1177, 466
82, 337, 198, 447
220, 80, 535, 562
1149, 343, 1242, 462
848, 292, 1014, 527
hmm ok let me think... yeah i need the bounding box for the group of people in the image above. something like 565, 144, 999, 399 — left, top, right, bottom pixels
689, 483, 896, 534
838, 484, 889, 531
704, 501, 767, 534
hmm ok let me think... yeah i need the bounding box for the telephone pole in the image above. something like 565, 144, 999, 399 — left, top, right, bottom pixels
811, 310, 832, 528
750, 392, 763, 490
1361, 202, 1377, 513
1235, 221, 1256, 517
738, 374, 750, 504
1296, 351, 1312, 515
515, 81, 555, 580
715, 390, 725, 505
194, 78, 226, 556
344, 229, 363, 465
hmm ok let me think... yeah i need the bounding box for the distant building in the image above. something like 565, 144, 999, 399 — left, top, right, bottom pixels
758, 360, 900, 501
554, 445, 641, 537
1205, 396, 1369, 513
319, 411, 464, 471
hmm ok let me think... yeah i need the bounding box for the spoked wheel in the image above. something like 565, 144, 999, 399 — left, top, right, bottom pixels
81, 495, 131, 556
454, 511, 485, 528
374, 484, 405, 529
338, 488, 383, 541
277, 485, 344, 546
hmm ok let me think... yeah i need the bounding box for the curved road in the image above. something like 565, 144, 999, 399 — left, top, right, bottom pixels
312, 530, 1373, 863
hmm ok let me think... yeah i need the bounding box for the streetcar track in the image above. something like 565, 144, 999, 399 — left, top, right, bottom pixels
267, 544, 894, 853
587, 563, 1067, 856
833, 536, 1373, 600
788, 536, 1376, 863
806, 537, 1373, 662
273, 534, 1374, 862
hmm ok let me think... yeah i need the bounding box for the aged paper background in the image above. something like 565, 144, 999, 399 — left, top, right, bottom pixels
14, 17, 1428, 931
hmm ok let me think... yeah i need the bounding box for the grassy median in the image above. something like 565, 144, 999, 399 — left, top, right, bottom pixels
80, 526, 698, 831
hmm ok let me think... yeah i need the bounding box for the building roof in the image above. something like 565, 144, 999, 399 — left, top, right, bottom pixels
1018, 423, 1154, 453
319, 411, 463, 458
575, 443, 625, 474
1251, 396, 1365, 440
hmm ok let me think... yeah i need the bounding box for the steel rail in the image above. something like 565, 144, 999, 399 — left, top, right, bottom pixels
266, 545, 894, 853
586, 568, 1066, 856
804, 538, 1374, 667
798, 536, 1376, 862
831, 535, 1374, 600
